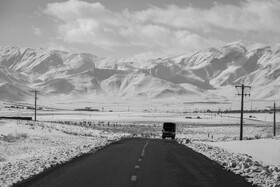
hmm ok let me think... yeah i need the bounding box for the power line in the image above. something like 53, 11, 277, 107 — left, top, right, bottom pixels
235, 84, 251, 140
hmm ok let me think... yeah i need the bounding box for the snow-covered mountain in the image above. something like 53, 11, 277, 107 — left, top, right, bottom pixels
0, 41, 280, 102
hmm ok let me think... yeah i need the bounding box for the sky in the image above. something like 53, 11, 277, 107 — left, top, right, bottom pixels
1, 0, 280, 59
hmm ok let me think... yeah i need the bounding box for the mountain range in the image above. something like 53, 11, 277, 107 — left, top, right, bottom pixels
0, 41, 280, 102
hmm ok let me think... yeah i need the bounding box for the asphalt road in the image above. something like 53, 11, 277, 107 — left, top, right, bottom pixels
15, 138, 255, 187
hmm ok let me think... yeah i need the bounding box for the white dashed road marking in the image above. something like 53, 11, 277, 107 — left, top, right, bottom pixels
141, 140, 149, 157
131, 140, 149, 182
131, 175, 137, 181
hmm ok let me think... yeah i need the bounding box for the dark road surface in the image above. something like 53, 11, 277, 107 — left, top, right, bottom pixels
15, 138, 255, 187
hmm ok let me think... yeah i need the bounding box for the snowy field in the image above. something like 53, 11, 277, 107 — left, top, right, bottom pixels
1, 104, 278, 124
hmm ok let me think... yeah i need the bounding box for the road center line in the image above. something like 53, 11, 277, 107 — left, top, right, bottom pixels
135, 165, 140, 169
131, 175, 137, 181
141, 140, 149, 157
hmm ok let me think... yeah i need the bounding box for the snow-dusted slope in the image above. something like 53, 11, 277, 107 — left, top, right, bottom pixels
0, 41, 280, 102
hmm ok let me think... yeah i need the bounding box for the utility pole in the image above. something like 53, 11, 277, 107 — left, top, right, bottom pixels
30, 90, 39, 121
235, 84, 251, 140
274, 102, 276, 136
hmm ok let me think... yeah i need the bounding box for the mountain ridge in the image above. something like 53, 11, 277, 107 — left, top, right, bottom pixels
0, 41, 280, 102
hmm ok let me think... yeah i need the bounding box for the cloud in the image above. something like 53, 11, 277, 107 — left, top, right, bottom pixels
43, 0, 280, 57
45, 41, 70, 52
32, 26, 42, 36
134, 0, 280, 33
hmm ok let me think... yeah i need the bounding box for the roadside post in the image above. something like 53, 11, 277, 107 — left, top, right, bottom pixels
30, 90, 39, 121
274, 102, 276, 136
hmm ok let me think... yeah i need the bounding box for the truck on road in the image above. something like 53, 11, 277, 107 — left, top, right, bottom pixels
162, 122, 176, 139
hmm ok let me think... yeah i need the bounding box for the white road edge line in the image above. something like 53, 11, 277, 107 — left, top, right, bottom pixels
141, 140, 149, 157
131, 175, 137, 181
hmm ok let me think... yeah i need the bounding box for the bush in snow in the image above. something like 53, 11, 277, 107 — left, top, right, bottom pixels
0, 133, 28, 142
254, 134, 261, 139
0, 156, 6, 162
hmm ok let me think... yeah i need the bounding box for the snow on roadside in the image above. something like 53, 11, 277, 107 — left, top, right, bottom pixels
204, 139, 280, 167
178, 138, 280, 187
0, 120, 130, 187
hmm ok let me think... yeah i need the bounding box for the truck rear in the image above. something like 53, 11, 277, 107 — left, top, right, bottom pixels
162, 122, 176, 139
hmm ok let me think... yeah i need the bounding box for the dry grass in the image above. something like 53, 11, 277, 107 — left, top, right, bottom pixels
0, 156, 6, 162
254, 134, 262, 139
0, 133, 28, 143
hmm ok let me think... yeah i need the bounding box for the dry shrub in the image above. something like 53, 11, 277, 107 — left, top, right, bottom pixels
254, 134, 262, 139
265, 134, 274, 139
0, 156, 6, 162
0, 133, 28, 142
25, 122, 34, 126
